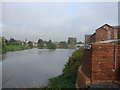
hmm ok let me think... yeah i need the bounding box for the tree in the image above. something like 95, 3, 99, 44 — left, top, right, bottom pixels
59, 41, 68, 49
9, 38, 16, 45
28, 41, 33, 48
2, 38, 6, 52
46, 40, 56, 49
47, 43, 56, 49
37, 39, 44, 49
47, 39, 52, 44
5, 39, 9, 45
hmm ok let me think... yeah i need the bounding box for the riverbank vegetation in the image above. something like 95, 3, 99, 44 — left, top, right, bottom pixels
46, 48, 84, 88
0, 38, 33, 53
1, 45, 32, 53
4, 45, 31, 52
37, 39, 56, 49
37, 37, 78, 49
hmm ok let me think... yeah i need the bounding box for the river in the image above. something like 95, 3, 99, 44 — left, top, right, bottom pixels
2, 48, 75, 88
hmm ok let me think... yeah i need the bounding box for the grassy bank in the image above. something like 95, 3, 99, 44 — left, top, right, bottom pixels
1, 45, 32, 53
46, 48, 85, 88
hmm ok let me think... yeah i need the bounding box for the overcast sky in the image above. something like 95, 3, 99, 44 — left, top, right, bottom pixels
2, 2, 118, 42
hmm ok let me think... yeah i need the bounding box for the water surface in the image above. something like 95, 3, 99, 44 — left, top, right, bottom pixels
2, 48, 74, 88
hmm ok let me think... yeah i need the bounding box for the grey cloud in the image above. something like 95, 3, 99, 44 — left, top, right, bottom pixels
2, 2, 118, 42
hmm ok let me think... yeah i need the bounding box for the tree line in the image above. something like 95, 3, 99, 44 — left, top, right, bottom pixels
1, 37, 78, 50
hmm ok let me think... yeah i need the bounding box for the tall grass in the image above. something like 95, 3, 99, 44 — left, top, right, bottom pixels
1, 45, 32, 53
46, 48, 85, 88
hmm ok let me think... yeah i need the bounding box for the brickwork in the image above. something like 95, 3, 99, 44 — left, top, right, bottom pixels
81, 49, 92, 78
91, 43, 116, 84
95, 28, 108, 42
77, 43, 120, 88
90, 33, 96, 43
77, 66, 90, 88
116, 44, 120, 81
89, 24, 118, 43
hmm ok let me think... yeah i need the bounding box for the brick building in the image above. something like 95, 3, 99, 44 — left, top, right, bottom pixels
90, 33, 96, 43
89, 24, 118, 43
76, 24, 120, 88
113, 26, 120, 39
76, 42, 120, 88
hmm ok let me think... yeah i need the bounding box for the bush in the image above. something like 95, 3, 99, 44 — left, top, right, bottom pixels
46, 48, 84, 88
46, 43, 56, 49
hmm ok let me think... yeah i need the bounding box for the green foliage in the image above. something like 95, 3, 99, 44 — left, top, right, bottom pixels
5, 39, 9, 45
5, 38, 22, 45
47, 75, 75, 88
62, 48, 84, 82
28, 41, 33, 48
9, 38, 16, 45
1, 40, 6, 53
45, 40, 56, 49
37, 39, 44, 49
4, 45, 31, 52
58, 41, 68, 49
46, 43, 56, 49
46, 48, 85, 88
82, 84, 90, 88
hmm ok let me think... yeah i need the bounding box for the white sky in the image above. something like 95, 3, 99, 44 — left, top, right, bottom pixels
1, 1, 119, 42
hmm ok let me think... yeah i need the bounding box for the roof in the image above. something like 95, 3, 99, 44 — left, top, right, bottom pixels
96, 24, 115, 31
90, 33, 96, 38
95, 39, 120, 43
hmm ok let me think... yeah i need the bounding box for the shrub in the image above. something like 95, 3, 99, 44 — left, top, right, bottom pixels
46, 48, 85, 88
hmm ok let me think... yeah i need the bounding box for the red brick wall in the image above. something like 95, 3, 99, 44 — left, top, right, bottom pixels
77, 66, 90, 88
77, 43, 120, 87
77, 49, 92, 88
91, 43, 119, 84
112, 29, 118, 39
90, 33, 96, 43
116, 45, 120, 81
95, 28, 108, 42
81, 49, 92, 78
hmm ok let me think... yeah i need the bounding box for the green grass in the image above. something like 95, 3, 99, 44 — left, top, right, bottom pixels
82, 84, 90, 88
1, 45, 32, 53
46, 48, 85, 88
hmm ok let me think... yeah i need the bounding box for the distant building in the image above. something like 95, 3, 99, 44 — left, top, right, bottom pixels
32, 41, 37, 47
22, 41, 29, 46
85, 35, 91, 48
85, 35, 91, 44
76, 43, 84, 47
68, 37, 77, 45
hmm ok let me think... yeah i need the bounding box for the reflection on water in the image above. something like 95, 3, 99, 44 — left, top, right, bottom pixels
2, 48, 74, 88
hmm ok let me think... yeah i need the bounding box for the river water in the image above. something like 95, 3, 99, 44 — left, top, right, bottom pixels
2, 48, 75, 88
